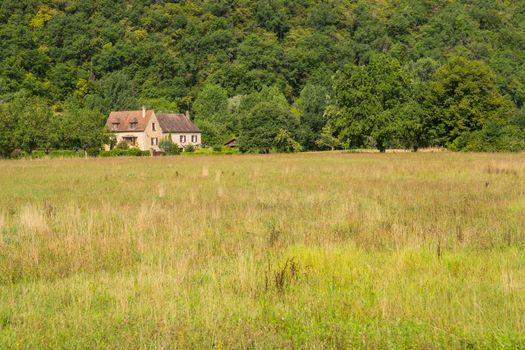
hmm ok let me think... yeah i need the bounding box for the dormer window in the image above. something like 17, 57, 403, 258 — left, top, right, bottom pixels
112, 117, 121, 131
129, 117, 139, 130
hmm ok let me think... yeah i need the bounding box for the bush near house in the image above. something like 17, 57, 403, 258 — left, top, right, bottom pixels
184, 144, 196, 153
159, 139, 181, 156
100, 149, 150, 157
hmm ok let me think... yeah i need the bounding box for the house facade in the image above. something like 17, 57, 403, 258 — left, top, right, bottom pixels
156, 113, 202, 147
105, 108, 201, 151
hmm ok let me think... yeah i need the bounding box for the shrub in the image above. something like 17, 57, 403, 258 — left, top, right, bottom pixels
49, 150, 84, 158
184, 144, 196, 153
212, 145, 223, 152
10, 149, 25, 159
100, 150, 119, 157
450, 118, 525, 152
159, 139, 180, 155
87, 148, 101, 157
99, 148, 150, 157
127, 148, 143, 157
115, 141, 129, 150
30, 150, 47, 159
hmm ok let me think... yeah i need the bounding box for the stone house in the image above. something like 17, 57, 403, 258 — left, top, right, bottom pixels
156, 113, 202, 147
105, 108, 201, 151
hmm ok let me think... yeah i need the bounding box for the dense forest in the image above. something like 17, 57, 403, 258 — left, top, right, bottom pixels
1, 0, 525, 156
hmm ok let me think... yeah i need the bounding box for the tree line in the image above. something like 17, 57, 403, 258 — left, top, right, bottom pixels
1, 0, 525, 156
193, 54, 525, 153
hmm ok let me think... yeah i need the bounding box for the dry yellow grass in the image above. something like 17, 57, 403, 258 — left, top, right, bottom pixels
0, 152, 524, 349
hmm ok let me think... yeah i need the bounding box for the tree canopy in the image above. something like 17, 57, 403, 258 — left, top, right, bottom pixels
1, 0, 525, 155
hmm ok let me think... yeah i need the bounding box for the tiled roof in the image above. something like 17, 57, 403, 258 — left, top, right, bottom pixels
106, 110, 154, 132
156, 113, 201, 133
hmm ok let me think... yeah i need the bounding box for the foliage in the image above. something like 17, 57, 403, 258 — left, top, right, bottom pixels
140, 98, 178, 113
0, 96, 108, 158
193, 83, 233, 146
326, 55, 413, 152
2, 1, 525, 154
184, 144, 196, 153
99, 149, 150, 157
274, 129, 303, 153
194, 118, 228, 148
115, 141, 129, 150
428, 56, 516, 148
451, 115, 525, 152
159, 137, 180, 155
51, 102, 110, 151
296, 83, 330, 150
180, 147, 240, 156
239, 98, 299, 153
395, 100, 431, 152
316, 124, 341, 151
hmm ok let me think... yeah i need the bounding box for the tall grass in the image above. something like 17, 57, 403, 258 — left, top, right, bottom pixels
0, 152, 524, 348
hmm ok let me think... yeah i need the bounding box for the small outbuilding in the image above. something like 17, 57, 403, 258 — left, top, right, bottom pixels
224, 138, 238, 148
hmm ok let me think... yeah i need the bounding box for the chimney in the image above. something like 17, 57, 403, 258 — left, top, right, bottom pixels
185, 110, 190, 119
142, 106, 146, 119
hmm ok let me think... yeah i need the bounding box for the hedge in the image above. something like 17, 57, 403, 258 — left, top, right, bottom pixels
99, 149, 151, 157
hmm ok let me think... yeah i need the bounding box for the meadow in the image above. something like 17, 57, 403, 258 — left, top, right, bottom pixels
0, 152, 524, 349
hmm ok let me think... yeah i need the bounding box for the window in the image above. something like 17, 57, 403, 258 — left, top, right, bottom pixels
191, 135, 198, 143
152, 123, 156, 131
112, 123, 119, 131
180, 135, 186, 143
151, 137, 158, 146
123, 137, 137, 146
130, 122, 138, 130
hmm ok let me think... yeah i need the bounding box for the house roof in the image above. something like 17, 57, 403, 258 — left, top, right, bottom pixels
156, 113, 201, 133
106, 110, 154, 132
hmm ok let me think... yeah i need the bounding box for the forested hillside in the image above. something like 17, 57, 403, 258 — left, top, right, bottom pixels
1, 0, 525, 156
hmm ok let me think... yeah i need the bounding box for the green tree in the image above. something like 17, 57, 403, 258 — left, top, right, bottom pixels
193, 83, 229, 120
12, 96, 52, 155
83, 72, 138, 114
326, 54, 413, 152
274, 129, 302, 153
395, 101, 429, 152
316, 124, 341, 151
239, 101, 299, 153
193, 83, 231, 146
295, 83, 329, 150
140, 97, 178, 113
428, 56, 515, 147
50, 102, 109, 153
0, 102, 18, 157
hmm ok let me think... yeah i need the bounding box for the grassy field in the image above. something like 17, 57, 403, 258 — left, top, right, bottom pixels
0, 152, 524, 349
